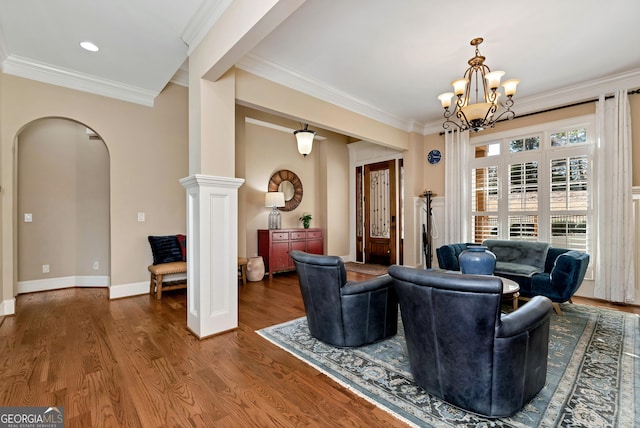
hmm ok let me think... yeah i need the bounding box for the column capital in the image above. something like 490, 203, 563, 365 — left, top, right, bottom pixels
180, 174, 244, 190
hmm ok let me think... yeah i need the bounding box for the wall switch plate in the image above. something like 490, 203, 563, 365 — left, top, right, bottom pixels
24, 213, 33, 222
42, 264, 50, 273
137, 212, 145, 222
93, 261, 100, 270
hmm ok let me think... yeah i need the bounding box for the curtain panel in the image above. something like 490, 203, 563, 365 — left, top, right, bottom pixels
595, 90, 635, 303
444, 130, 470, 244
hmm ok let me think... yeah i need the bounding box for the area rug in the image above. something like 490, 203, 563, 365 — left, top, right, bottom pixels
344, 262, 388, 276
257, 304, 639, 427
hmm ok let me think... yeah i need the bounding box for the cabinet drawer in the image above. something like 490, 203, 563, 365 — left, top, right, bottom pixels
307, 231, 323, 239
290, 231, 306, 240
271, 232, 289, 241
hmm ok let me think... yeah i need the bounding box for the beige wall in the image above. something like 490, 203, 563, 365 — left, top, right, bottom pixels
236, 69, 409, 151
1, 75, 188, 303
17, 118, 110, 280
236, 106, 350, 259
318, 129, 350, 257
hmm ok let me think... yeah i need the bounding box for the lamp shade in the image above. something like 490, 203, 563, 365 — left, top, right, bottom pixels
294, 124, 316, 157
265, 192, 285, 208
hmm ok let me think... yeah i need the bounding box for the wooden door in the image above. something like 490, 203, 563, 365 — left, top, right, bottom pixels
364, 161, 396, 265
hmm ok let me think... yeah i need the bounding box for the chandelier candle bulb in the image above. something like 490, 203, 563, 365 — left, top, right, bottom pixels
451, 78, 469, 96
484, 70, 505, 90
437, 92, 454, 109
502, 79, 520, 97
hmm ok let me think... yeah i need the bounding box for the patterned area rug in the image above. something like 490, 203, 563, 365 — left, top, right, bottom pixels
344, 262, 388, 276
257, 304, 639, 427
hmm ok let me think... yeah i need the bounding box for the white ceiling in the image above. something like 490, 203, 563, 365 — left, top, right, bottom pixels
2, 0, 640, 134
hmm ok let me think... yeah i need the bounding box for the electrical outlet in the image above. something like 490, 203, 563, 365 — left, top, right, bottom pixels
93, 261, 99, 270
42, 264, 50, 274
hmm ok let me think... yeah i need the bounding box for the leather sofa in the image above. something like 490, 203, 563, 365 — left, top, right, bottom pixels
290, 250, 398, 347
388, 266, 553, 417
436, 240, 590, 314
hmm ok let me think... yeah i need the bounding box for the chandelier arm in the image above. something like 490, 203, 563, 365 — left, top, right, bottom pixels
483, 103, 498, 125
455, 109, 472, 131
443, 107, 455, 120
492, 109, 517, 123
442, 117, 466, 132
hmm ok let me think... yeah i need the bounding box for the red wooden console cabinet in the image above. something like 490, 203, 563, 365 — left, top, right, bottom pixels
258, 228, 324, 277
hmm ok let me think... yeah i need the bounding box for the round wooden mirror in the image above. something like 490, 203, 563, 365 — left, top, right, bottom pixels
268, 169, 302, 211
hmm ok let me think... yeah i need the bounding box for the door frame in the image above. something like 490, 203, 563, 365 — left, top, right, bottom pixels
354, 157, 403, 265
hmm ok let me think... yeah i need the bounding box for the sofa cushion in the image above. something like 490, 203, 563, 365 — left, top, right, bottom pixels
483, 240, 550, 271
494, 262, 541, 277
148, 235, 183, 265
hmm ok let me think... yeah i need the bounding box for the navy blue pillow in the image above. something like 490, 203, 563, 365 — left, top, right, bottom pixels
148, 235, 183, 265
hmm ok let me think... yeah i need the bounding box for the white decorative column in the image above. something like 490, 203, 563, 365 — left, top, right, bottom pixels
180, 174, 244, 339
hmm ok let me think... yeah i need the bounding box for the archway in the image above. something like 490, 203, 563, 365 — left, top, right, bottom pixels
16, 117, 110, 293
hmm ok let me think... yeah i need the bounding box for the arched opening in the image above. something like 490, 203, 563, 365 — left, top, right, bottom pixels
16, 117, 110, 293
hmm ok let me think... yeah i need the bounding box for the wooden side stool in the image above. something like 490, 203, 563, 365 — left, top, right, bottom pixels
148, 261, 187, 299
238, 257, 248, 285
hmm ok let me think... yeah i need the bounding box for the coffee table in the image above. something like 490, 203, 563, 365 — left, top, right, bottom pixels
496, 276, 520, 310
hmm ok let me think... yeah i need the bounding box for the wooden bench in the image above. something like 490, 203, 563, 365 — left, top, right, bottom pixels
148, 261, 187, 299
148, 258, 249, 299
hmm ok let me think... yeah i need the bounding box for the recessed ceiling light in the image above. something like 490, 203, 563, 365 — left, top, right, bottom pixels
80, 41, 99, 52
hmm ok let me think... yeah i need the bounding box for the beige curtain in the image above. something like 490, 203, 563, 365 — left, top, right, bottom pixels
595, 90, 635, 303
444, 130, 470, 244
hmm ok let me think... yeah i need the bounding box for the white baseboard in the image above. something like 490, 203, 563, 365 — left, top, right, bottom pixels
17, 275, 110, 294
0, 298, 16, 316
109, 281, 148, 300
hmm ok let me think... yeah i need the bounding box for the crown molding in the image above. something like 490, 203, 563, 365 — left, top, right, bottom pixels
170, 66, 189, 87
514, 69, 640, 116
2, 55, 157, 106
181, 0, 233, 55
236, 53, 416, 133
239, 53, 640, 137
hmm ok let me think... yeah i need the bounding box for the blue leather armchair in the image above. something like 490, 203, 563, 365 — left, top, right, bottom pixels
388, 266, 553, 417
290, 250, 398, 347
436, 241, 590, 315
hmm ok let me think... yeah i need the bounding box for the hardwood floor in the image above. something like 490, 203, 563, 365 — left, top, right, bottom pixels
1, 271, 638, 427
0, 271, 403, 428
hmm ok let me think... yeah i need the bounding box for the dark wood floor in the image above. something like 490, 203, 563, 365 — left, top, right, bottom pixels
1, 271, 638, 427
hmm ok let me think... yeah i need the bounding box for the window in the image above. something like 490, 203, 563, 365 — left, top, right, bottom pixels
469, 116, 593, 258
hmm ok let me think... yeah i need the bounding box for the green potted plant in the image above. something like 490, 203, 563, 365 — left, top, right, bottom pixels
299, 213, 312, 229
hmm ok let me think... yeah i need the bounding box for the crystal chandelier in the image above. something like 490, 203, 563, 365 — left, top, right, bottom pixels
438, 38, 519, 132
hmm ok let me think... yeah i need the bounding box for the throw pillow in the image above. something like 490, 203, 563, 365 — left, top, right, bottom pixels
148, 235, 183, 265
176, 234, 187, 261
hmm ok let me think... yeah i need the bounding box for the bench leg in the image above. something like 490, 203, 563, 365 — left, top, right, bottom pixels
156, 273, 163, 299
149, 272, 155, 295
241, 264, 247, 285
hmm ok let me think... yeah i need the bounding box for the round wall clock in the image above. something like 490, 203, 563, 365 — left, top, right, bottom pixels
427, 149, 442, 165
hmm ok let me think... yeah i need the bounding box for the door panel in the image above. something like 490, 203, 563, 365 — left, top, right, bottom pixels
364, 161, 396, 265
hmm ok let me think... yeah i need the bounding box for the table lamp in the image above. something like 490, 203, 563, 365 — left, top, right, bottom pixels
265, 192, 285, 229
